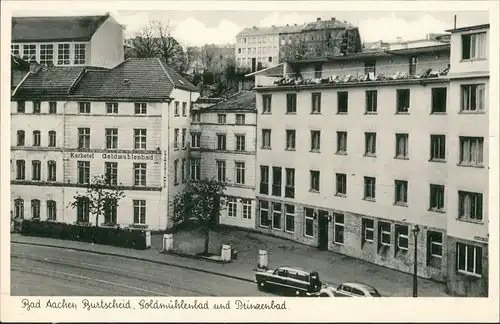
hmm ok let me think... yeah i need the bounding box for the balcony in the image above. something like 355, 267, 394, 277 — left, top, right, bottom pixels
254, 61, 450, 90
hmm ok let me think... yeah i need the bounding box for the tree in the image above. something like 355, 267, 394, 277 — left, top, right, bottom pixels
69, 175, 125, 227
171, 178, 227, 255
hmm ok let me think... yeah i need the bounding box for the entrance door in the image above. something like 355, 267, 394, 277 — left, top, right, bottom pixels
318, 210, 329, 250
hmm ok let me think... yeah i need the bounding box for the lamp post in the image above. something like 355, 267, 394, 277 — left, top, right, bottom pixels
412, 225, 420, 297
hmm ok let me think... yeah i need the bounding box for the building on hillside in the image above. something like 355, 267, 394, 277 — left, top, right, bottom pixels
10, 58, 200, 230
187, 44, 236, 75
235, 26, 282, 72
11, 13, 124, 69
189, 91, 257, 228
250, 23, 490, 297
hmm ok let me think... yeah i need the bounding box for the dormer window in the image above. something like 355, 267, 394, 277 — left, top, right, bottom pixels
462, 32, 487, 60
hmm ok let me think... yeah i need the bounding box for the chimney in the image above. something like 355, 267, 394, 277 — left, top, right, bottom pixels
331, 17, 336, 21
29, 62, 41, 73
317, 17, 321, 21
454, 15, 457, 29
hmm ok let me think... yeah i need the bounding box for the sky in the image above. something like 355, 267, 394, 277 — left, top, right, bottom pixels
12, 9, 489, 48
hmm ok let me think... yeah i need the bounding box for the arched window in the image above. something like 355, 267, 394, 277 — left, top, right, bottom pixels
17, 130, 25, 146
33, 130, 41, 146
47, 160, 56, 181
32, 160, 41, 181
48, 131, 56, 147
47, 200, 56, 221
16, 160, 25, 180
31, 199, 40, 219
14, 199, 24, 219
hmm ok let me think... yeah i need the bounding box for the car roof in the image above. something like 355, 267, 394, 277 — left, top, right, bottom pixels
278, 266, 310, 275
342, 282, 378, 291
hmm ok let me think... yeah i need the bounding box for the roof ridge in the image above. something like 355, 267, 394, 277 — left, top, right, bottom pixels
156, 58, 175, 88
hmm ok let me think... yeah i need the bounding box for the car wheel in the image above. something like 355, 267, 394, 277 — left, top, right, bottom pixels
257, 281, 265, 291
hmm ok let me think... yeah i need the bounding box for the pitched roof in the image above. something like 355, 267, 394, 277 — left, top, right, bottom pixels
70, 58, 198, 100
445, 23, 489, 33
301, 19, 355, 31
12, 14, 110, 42
202, 91, 256, 112
236, 25, 286, 37
12, 66, 87, 99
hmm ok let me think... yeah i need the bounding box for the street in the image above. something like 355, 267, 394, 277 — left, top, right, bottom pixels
11, 243, 270, 297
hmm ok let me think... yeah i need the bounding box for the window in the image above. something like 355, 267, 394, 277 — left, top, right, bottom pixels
134, 163, 146, 186
260, 165, 269, 194
31, 199, 41, 219
74, 43, 87, 64
17, 101, 25, 113
227, 197, 237, 217
378, 221, 391, 248
11, 44, 20, 56
17, 130, 25, 146
393, 180, 408, 206
272, 203, 282, 229
78, 128, 90, 149
31, 160, 41, 181
310, 170, 320, 192
217, 134, 226, 150
133, 200, 147, 225
47, 160, 56, 181
461, 84, 485, 112
285, 168, 295, 198
23, 44, 36, 62
182, 102, 187, 116
462, 32, 487, 60
365, 132, 376, 156
47, 200, 57, 221
337, 91, 348, 114
337, 131, 347, 154
33, 101, 41, 113
174, 129, 179, 150
456, 243, 482, 276
263, 94, 272, 113
304, 208, 314, 237
16, 160, 25, 180
333, 213, 344, 245
259, 200, 270, 227
78, 102, 91, 114
191, 132, 200, 148
49, 101, 57, 114
395, 134, 409, 158
174, 101, 180, 116
458, 191, 483, 221
105, 128, 118, 149
181, 159, 186, 183
134, 129, 147, 149
105, 162, 118, 185
429, 184, 445, 212
286, 93, 297, 113
235, 162, 245, 184
427, 231, 443, 259
57, 44, 70, 65
311, 93, 321, 113
364, 177, 376, 200
365, 90, 377, 113
77, 161, 90, 184
192, 112, 201, 123
409, 56, 417, 75
135, 103, 147, 115
285, 130, 296, 150
236, 114, 245, 125
190, 159, 200, 180
395, 225, 409, 252
39, 44, 54, 65
218, 114, 227, 124
46, 131, 56, 147
431, 88, 447, 113
104, 199, 117, 224
310, 130, 321, 152
314, 63, 323, 79
181, 129, 187, 149
236, 135, 246, 151
285, 204, 295, 232
430, 135, 446, 161
77, 197, 90, 222
173, 159, 179, 185
336, 173, 347, 196
364, 59, 376, 74
362, 218, 374, 243
14, 199, 24, 219
396, 89, 410, 113
262, 129, 271, 148
459, 137, 483, 166
267, 166, 281, 196
32, 130, 41, 147
106, 102, 118, 114
217, 160, 226, 182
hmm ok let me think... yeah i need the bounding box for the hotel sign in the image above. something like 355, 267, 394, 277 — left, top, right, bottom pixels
68, 152, 156, 161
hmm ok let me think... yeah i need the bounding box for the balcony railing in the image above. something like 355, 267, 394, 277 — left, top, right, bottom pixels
256, 61, 450, 88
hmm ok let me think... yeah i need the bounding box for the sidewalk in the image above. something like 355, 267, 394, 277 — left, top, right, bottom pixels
11, 228, 449, 297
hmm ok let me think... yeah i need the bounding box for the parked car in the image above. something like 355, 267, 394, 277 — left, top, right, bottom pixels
331, 282, 382, 297
255, 266, 334, 297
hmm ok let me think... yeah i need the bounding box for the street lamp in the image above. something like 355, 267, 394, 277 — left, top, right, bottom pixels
412, 225, 421, 298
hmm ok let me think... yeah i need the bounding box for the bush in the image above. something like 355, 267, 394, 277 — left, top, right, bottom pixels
21, 220, 149, 250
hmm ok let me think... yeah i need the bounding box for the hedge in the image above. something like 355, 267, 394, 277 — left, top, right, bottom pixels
21, 220, 149, 250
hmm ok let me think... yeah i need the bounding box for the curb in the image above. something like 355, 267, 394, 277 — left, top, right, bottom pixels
11, 240, 255, 284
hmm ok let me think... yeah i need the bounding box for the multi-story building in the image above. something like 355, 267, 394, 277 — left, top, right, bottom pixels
11, 58, 199, 230
11, 13, 124, 69
189, 91, 257, 228
251, 23, 489, 297
235, 26, 282, 72
187, 44, 236, 74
